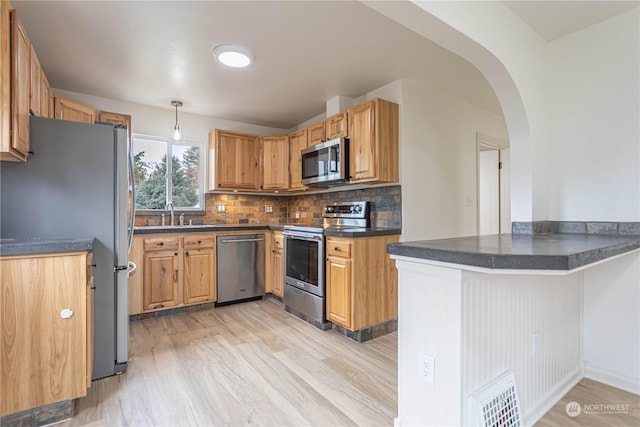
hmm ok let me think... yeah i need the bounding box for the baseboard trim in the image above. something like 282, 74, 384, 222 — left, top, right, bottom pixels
523, 365, 584, 426
584, 363, 640, 395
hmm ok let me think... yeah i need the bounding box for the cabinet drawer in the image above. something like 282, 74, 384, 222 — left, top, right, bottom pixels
143, 237, 179, 251
184, 235, 214, 250
326, 239, 352, 258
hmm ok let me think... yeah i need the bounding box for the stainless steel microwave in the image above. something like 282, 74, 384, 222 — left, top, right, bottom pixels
301, 137, 349, 186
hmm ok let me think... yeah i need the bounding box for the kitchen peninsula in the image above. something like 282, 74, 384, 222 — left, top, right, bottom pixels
386, 230, 640, 426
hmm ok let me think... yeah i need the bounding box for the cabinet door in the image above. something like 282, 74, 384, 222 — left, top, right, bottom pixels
29, 44, 41, 117
54, 96, 96, 124
326, 112, 348, 140
348, 100, 376, 181
272, 248, 284, 298
183, 247, 215, 304
1, 0, 9, 158
98, 111, 131, 141
261, 135, 289, 190
215, 130, 260, 190
143, 250, 180, 310
128, 235, 144, 315
41, 72, 51, 118
288, 128, 307, 190
271, 232, 284, 298
8, 10, 30, 161
326, 256, 351, 328
307, 121, 325, 146
1, 254, 87, 416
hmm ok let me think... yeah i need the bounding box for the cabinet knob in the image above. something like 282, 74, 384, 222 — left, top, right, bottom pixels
185, 252, 189, 256
60, 308, 74, 319
174, 252, 178, 256
158, 242, 164, 246
197, 240, 201, 244
334, 247, 340, 251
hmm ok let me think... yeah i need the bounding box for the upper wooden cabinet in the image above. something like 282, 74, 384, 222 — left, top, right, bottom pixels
0, 0, 12, 160
288, 128, 308, 191
326, 112, 348, 140
211, 129, 260, 190
1, 8, 30, 162
307, 121, 325, 147
41, 71, 51, 118
29, 44, 41, 117
307, 112, 348, 147
54, 96, 96, 124
98, 110, 131, 141
261, 134, 289, 190
347, 98, 399, 184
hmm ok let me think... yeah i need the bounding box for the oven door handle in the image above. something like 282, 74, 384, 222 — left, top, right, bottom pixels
282, 231, 323, 241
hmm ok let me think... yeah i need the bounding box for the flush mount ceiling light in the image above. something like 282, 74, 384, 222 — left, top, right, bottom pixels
213, 44, 254, 68
170, 100, 183, 142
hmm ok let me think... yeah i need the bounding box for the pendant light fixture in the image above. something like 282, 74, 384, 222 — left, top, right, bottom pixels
170, 100, 184, 142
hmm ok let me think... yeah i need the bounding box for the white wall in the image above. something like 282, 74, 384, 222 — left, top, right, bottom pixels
53, 89, 288, 145
545, 11, 640, 221
400, 80, 508, 241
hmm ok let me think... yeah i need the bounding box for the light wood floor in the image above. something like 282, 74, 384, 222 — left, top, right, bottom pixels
60, 298, 639, 427
62, 298, 398, 426
535, 377, 640, 427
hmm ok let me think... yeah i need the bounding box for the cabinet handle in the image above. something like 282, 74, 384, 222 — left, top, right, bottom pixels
173, 271, 178, 283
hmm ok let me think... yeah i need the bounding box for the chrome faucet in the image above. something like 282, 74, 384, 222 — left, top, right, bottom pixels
166, 202, 175, 226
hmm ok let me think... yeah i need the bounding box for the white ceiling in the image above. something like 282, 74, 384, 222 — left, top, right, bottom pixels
12, 1, 637, 129
503, 1, 639, 42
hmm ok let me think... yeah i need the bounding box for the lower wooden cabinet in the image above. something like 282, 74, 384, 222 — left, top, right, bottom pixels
129, 233, 217, 315
326, 255, 351, 328
325, 235, 399, 331
143, 248, 180, 311
265, 231, 284, 298
271, 231, 284, 298
183, 235, 215, 304
0, 251, 93, 416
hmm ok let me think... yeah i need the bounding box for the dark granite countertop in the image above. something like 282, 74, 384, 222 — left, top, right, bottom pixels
134, 225, 271, 234
0, 237, 95, 257
324, 227, 402, 238
135, 224, 400, 238
386, 234, 640, 271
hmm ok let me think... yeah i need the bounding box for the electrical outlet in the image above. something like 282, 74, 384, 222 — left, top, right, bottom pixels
295, 211, 300, 219
217, 203, 226, 213
265, 205, 273, 213
532, 331, 539, 354
419, 352, 435, 385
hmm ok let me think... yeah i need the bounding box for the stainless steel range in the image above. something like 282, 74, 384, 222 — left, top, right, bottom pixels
282, 201, 370, 326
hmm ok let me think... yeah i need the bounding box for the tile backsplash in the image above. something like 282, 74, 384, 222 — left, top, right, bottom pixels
135, 185, 402, 228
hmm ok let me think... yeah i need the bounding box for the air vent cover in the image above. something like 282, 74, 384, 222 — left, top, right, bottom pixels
470, 370, 523, 427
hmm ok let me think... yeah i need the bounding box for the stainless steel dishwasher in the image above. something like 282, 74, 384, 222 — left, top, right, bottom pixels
216, 233, 265, 305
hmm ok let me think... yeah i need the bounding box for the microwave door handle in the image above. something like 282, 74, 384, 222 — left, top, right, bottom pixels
330, 146, 338, 173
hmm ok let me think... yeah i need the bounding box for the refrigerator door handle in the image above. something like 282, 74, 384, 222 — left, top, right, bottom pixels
127, 142, 136, 254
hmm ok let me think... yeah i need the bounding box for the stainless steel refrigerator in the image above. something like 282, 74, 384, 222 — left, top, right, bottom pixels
0, 116, 133, 379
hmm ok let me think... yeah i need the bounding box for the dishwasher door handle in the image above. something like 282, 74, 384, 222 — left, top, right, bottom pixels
220, 238, 265, 244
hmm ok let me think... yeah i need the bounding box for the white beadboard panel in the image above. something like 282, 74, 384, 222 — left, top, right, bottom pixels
460, 271, 582, 425
582, 251, 640, 393
395, 260, 463, 426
